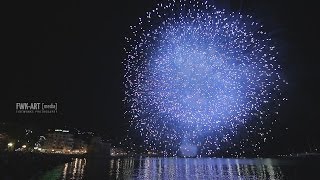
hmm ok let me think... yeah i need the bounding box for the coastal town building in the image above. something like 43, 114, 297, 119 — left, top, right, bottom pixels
42, 129, 87, 154
87, 137, 111, 158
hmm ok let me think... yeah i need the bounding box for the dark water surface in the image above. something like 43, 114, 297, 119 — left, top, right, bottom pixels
38, 157, 319, 179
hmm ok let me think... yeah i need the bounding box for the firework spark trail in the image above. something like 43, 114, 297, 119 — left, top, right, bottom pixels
123, 0, 287, 156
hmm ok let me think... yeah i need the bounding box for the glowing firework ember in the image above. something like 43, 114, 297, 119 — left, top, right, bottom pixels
123, 0, 287, 156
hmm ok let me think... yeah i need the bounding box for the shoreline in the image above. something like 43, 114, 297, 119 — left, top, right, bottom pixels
0, 151, 85, 180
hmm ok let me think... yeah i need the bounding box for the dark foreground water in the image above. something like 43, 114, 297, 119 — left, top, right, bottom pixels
37, 157, 319, 180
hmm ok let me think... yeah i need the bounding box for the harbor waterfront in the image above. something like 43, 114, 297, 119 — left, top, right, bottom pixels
0, 152, 85, 179
36, 156, 319, 180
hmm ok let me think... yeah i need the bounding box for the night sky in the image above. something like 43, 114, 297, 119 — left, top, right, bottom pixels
4, 0, 320, 151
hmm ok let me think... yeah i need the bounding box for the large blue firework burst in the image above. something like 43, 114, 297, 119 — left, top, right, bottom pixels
123, 0, 287, 156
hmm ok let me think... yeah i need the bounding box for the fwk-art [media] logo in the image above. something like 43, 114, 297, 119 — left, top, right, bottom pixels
16, 102, 58, 114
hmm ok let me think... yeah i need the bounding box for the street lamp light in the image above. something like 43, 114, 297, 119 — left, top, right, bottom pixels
7, 142, 14, 151
8, 142, 13, 147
